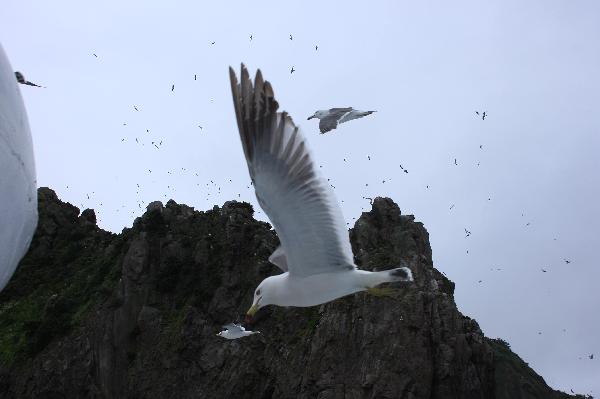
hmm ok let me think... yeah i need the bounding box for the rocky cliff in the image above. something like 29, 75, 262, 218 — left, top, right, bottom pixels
0, 188, 587, 399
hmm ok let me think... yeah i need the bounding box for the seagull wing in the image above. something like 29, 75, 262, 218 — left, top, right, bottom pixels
338, 110, 375, 124
268, 245, 288, 272
319, 116, 339, 133
223, 323, 244, 332
230, 64, 355, 277
329, 107, 353, 115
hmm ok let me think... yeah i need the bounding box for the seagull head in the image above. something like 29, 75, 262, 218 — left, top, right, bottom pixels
307, 110, 327, 120
245, 278, 276, 323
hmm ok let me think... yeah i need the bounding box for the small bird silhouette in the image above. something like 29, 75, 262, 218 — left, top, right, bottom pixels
15, 71, 43, 87
171, 84, 175, 92
290, 66, 295, 74
289, 34, 293, 40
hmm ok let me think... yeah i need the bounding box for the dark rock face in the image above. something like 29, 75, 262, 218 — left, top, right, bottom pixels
0, 188, 585, 399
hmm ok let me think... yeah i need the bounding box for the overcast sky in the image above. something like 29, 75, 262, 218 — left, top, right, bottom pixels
2, 0, 599, 395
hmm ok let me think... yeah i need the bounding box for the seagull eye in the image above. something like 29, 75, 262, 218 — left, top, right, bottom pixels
256, 289, 261, 296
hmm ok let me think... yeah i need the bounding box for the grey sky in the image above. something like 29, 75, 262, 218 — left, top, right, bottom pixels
2, 0, 599, 395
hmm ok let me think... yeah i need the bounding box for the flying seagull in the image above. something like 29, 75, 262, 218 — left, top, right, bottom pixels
14, 71, 43, 87
307, 108, 376, 134
216, 323, 259, 340
229, 64, 413, 323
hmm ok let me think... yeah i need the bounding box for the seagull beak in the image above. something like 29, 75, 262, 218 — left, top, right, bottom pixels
307, 115, 315, 120
245, 303, 259, 323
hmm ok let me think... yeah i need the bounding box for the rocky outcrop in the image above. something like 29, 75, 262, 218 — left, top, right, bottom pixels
0, 188, 587, 398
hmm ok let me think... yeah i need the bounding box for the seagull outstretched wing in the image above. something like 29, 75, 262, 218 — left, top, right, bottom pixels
229, 64, 355, 277
223, 323, 244, 332
268, 245, 288, 272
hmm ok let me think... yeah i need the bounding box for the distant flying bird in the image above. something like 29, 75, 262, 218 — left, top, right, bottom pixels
454, 158, 458, 166
14, 71, 43, 87
134, 106, 139, 111
590, 354, 594, 360
482, 111, 487, 120
464, 228, 471, 237
171, 84, 175, 92
290, 66, 295, 74
211, 41, 215, 45
194, 74, 197, 81
307, 108, 376, 134
216, 323, 259, 340
315, 45, 318, 50
93, 53, 98, 58
229, 64, 413, 324
541, 268, 547, 273
399, 164, 408, 173
289, 34, 293, 40
475, 111, 480, 116
449, 204, 455, 210
564, 259, 571, 264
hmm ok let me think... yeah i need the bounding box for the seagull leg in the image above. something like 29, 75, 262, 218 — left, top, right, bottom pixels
366, 286, 400, 299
